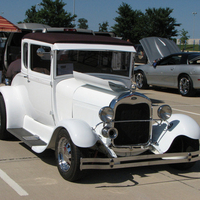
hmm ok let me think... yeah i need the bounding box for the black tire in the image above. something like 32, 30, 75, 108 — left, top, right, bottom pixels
0, 95, 11, 140
167, 136, 199, 170
178, 75, 196, 97
55, 129, 86, 182
135, 71, 149, 89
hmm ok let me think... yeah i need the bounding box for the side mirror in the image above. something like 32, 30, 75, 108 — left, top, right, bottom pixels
37, 48, 50, 57
153, 62, 157, 68
37, 48, 45, 57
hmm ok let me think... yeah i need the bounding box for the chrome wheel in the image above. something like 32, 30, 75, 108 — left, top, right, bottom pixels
179, 77, 190, 95
55, 129, 86, 181
135, 72, 148, 89
135, 73, 143, 88
178, 75, 196, 96
57, 137, 72, 172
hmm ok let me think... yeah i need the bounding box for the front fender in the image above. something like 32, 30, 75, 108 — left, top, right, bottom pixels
152, 114, 200, 153
54, 119, 99, 148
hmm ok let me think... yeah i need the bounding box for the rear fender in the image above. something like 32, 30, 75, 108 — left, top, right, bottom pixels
152, 114, 200, 153
0, 86, 27, 128
49, 119, 99, 148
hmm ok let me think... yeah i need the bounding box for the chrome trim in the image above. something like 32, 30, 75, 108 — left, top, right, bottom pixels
102, 127, 118, 139
80, 150, 200, 170
111, 146, 148, 156
112, 119, 154, 123
108, 91, 153, 147
110, 91, 151, 110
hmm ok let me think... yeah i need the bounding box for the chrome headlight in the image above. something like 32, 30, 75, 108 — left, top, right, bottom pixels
157, 105, 172, 121
99, 106, 114, 123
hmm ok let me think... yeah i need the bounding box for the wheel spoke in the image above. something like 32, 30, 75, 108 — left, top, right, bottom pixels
56, 130, 84, 181
58, 137, 72, 172
180, 77, 189, 95
136, 73, 143, 88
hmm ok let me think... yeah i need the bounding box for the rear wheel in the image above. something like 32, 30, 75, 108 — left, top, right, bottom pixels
135, 71, 149, 89
55, 129, 86, 181
167, 136, 199, 170
178, 75, 196, 96
0, 95, 11, 140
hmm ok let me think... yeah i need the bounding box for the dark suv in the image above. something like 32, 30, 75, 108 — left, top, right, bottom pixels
0, 23, 52, 72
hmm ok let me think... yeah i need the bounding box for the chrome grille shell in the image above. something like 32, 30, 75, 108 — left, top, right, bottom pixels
109, 92, 152, 147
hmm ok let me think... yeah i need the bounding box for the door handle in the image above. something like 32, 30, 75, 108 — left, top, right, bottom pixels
24, 75, 30, 82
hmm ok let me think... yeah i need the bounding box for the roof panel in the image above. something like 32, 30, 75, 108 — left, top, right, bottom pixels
23, 32, 133, 46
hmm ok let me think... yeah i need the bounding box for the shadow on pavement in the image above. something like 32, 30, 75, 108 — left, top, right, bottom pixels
77, 161, 200, 185
18, 141, 200, 185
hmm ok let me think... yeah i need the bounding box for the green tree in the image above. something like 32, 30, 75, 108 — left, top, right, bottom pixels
77, 18, 88, 29
144, 7, 180, 38
98, 21, 109, 32
22, 5, 39, 23
112, 3, 180, 43
179, 29, 190, 44
111, 3, 144, 43
23, 0, 76, 27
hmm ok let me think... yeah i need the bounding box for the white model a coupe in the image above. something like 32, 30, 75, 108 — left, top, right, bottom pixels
0, 32, 200, 181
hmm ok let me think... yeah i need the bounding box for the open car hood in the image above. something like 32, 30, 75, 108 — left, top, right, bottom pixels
140, 37, 181, 63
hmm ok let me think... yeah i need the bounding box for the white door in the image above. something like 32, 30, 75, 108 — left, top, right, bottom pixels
24, 43, 54, 126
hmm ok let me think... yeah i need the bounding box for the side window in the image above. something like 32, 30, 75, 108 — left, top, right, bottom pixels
30, 44, 51, 75
159, 55, 182, 65
23, 43, 28, 68
56, 50, 73, 76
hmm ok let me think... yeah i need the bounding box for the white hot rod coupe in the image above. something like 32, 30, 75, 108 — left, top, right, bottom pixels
0, 32, 200, 182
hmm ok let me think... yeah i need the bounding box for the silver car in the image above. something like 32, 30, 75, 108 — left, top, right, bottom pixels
134, 37, 200, 96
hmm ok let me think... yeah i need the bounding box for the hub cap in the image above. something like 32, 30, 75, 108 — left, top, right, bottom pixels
58, 137, 72, 172
179, 77, 189, 95
136, 73, 144, 88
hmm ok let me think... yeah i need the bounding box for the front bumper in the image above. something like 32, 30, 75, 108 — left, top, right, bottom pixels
80, 150, 200, 170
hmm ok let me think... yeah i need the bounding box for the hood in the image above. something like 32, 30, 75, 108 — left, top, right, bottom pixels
73, 71, 129, 92
140, 37, 181, 63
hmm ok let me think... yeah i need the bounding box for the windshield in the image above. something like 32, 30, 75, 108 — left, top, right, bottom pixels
188, 54, 200, 64
56, 50, 131, 77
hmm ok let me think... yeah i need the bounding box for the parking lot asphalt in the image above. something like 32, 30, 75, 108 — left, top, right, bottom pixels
0, 85, 200, 200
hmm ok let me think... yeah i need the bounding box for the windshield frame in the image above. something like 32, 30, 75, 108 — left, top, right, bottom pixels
54, 48, 134, 81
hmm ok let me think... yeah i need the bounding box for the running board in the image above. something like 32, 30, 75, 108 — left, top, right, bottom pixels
7, 128, 47, 147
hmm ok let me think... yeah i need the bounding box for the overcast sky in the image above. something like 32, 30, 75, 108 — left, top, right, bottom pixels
1, 0, 200, 39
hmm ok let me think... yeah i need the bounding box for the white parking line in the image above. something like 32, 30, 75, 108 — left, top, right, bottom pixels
172, 108, 200, 116
0, 169, 28, 196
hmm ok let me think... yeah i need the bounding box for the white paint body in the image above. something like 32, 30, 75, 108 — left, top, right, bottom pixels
0, 35, 199, 156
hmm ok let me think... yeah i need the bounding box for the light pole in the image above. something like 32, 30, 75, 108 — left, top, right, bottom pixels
192, 12, 197, 39
73, 0, 75, 26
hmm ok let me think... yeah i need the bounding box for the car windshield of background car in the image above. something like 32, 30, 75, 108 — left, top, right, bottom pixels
188, 54, 200, 64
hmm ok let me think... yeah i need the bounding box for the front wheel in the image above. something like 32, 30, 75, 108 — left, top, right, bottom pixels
167, 136, 199, 170
135, 71, 149, 89
178, 75, 196, 96
55, 129, 86, 182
